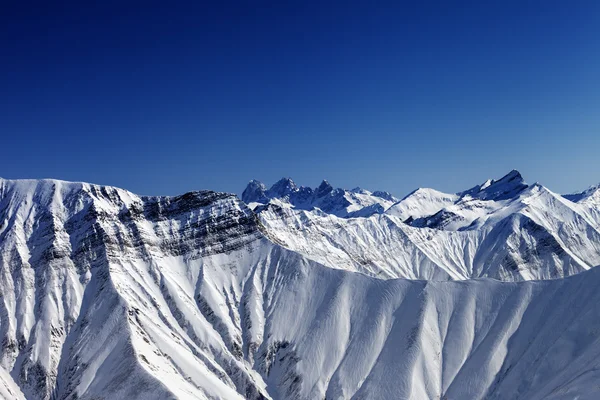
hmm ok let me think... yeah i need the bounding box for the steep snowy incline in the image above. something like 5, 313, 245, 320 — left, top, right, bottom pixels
88, 233, 600, 400
564, 183, 600, 204
0, 366, 24, 400
385, 188, 458, 222
259, 255, 600, 400
564, 183, 600, 226
0, 178, 267, 399
242, 178, 398, 218
255, 204, 464, 280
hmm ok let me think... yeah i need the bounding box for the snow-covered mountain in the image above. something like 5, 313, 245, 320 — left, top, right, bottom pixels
255, 171, 600, 281
2, 174, 600, 399
384, 187, 459, 222
242, 178, 398, 218
386, 170, 530, 229
0, 178, 268, 400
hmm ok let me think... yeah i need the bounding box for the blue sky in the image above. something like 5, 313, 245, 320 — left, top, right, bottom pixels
1, 1, 599, 197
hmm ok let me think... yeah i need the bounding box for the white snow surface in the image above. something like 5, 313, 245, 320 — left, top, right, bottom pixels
1, 174, 600, 399
385, 187, 458, 222
0, 366, 24, 400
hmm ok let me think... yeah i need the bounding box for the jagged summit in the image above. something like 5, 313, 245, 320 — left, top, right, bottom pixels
258, 170, 600, 281
461, 169, 528, 201
242, 177, 399, 218
314, 179, 333, 197
267, 177, 297, 198
241, 179, 268, 204
500, 169, 523, 181
244, 171, 532, 222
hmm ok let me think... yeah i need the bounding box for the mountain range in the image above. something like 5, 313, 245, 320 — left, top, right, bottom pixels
1, 171, 600, 399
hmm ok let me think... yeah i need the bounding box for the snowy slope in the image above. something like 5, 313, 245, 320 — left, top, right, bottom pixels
385, 170, 530, 230
256, 172, 600, 281
242, 178, 398, 218
0, 178, 265, 399
385, 188, 458, 222
258, 257, 600, 400
564, 183, 600, 204
564, 183, 600, 226
0, 367, 24, 400
2, 176, 600, 399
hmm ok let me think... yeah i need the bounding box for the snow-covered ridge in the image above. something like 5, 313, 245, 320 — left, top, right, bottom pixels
255, 171, 600, 282
382, 170, 600, 232
2, 175, 600, 399
0, 178, 267, 399
242, 177, 398, 218
385, 187, 459, 222
564, 182, 600, 204
385, 169, 530, 229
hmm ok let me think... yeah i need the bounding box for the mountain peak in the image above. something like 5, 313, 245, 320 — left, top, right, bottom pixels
497, 169, 524, 184
242, 179, 268, 203
273, 177, 296, 187
460, 170, 527, 201
372, 190, 396, 202
477, 169, 527, 200
315, 179, 333, 197
241, 178, 396, 218
267, 177, 298, 198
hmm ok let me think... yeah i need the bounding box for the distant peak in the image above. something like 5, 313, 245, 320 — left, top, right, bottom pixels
246, 179, 265, 188
402, 187, 434, 200
351, 187, 375, 196
267, 177, 298, 197
242, 179, 268, 204
473, 170, 527, 200
315, 179, 333, 197
496, 169, 524, 183
274, 177, 295, 185
372, 190, 396, 202
270, 177, 296, 189
318, 179, 332, 189
241, 177, 398, 218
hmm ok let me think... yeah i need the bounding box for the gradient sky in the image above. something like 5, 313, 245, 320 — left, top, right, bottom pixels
1, 1, 599, 197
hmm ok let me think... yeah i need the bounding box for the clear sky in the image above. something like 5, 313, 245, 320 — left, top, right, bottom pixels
1, 1, 599, 197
